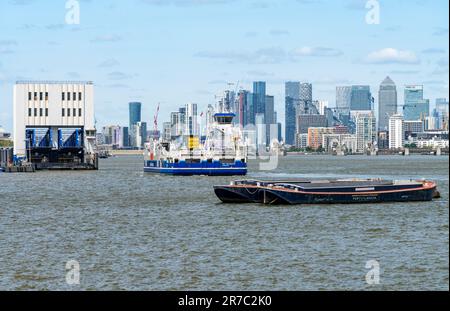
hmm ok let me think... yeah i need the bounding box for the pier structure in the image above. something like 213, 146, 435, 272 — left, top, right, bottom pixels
13, 81, 98, 170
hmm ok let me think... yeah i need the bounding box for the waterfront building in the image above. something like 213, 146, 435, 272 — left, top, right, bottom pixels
13, 81, 97, 168
285, 81, 300, 145
377, 131, 389, 149
322, 133, 357, 154
389, 114, 404, 149
350, 85, 372, 111
355, 112, 377, 153
122, 126, 129, 147
132, 121, 147, 149
102, 125, 124, 148
307, 127, 335, 150
295, 133, 308, 149
297, 114, 327, 134
403, 85, 429, 120
336, 86, 352, 114
378, 76, 397, 131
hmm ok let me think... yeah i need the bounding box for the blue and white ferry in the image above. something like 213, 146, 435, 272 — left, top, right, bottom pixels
144, 107, 248, 176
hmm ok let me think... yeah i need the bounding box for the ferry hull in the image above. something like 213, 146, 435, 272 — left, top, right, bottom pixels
144, 166, 247, 176
214, 180, 437, 205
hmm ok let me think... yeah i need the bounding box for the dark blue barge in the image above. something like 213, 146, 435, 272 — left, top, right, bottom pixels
214, 179, 439, 205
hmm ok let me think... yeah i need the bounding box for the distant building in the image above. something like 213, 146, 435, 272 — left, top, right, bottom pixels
129, 102, 142, 129
404, 120, 424, 138
322, 133, 357, 153
336, 86, 352, 114
355, 112, 377, 153
122, 126, 129, 147
102, 125, 123, 148
378, 76, 397, 131
423, 116, 439, 131
300, 83, 313, 114
285, 81, 300, 145
236, 90, 249, 127
377, 131, 389, 150
265, 95, 275, 145
403, 85, 429, 120
314, 100, 328, 115
253, 81, 266, 117
389, 114, 404, 149
185, 103, 198, 136
162, 122, 171, 141
350, 85, 372, 111
245, 92, 255, 126
297, 114, 327, 134
435, 98, 449, 130
307, 127, 335, 150
295, 133, 308, 149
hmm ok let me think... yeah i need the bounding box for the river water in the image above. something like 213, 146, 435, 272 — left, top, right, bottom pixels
0, 155, 448, 290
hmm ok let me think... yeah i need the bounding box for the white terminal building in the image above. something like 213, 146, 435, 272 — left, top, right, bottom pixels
13, 81, 98, 169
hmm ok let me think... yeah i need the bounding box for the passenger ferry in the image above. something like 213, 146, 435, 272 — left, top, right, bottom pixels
144, 107, 248, 176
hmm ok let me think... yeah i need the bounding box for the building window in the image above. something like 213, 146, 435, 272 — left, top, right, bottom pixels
78, 92, 82, 101
67, 92, 71, 101
79, 108, 82, 116
45, 92, 49, 100
62, 108, 65, 117
34, 108, 37, 116
28, 92, 32, 101
39, 92, 43, 101
68, 108, 70, 117
62, 92, 65, 101
73, 92, 76, 101
34, 92, 37, 100
28, 108, 32, 116
45, 108, 48, 117
73, 108, 76, 116
40, 108, 43, 117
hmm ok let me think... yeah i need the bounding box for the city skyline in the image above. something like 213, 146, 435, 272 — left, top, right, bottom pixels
0, 0, 448, 132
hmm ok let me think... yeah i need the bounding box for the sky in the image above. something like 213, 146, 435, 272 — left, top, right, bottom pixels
0, 0, 448, 132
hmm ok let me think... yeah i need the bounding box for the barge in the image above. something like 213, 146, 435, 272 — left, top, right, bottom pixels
214, 179, 439, 205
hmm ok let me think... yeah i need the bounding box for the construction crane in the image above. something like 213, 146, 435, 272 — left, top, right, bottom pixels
153, 103, 160, 137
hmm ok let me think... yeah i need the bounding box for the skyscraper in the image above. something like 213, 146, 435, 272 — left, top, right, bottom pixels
265, 95, 275, 145
336, 86, 352, 114
350, 85, 372, 111
378, 76, 397, 131
355, 112, 377, 153
129, 102, 142, 129
389, 114, 404, 149
245, 92, 255, 126
285, 81, 300, 145
403, 85, 429, 120
300, 83, 312, 114
435, 98, 449, 130
185, 103, 198, 136
253, 81, 266, 116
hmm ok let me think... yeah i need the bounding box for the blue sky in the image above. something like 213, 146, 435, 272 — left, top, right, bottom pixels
0, 0, 448, 132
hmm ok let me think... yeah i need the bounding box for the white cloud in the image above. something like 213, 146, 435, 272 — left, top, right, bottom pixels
291, 46, 343, 57
365, 48, 419, 64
